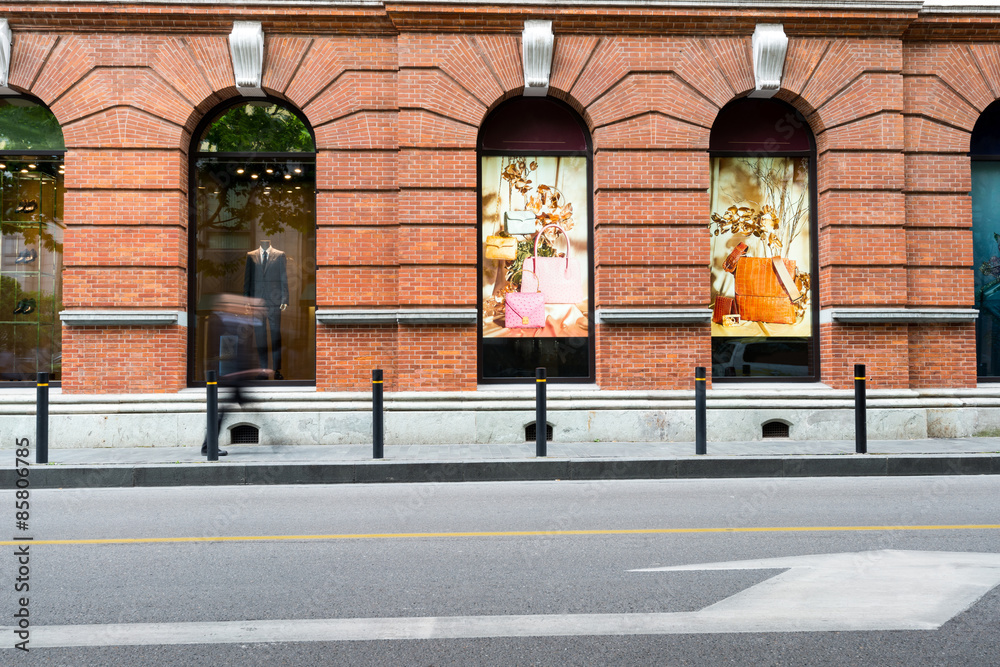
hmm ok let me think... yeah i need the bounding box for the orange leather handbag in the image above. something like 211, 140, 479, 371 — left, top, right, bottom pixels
723, 242, 802, 325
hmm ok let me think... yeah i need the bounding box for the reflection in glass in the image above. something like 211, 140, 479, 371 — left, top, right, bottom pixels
0, 98, 65, 151
192, 158, 316, 383
0, 157, 64, 381
192, 100, 316, 385
198, 102, 313, 153
973, 161, 1000, 377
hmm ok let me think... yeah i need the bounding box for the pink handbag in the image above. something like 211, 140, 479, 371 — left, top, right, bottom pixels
520, 224, 585, 304
505, 291, 545, 328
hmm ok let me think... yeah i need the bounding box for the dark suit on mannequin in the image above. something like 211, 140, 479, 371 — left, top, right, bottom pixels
244, 242, 289, 377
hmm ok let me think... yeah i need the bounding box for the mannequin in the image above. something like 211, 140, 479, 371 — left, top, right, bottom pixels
244, 239, 289, 379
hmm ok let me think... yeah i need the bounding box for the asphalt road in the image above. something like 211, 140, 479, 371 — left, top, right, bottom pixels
3, 476, 1000, 665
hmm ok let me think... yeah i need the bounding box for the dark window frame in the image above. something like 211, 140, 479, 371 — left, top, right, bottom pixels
970, 102, 1000, 381
187, 96, 318, 387
0, 95, 66, 387
477, 97, 596, 384
709, 98, 821, 384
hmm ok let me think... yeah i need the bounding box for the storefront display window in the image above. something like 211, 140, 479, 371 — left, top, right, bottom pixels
971, 102, 1000, 378
0, 98, 65, 383
190, 100, 316, 384
478, 98, 593, 381
709, 99, 817, 379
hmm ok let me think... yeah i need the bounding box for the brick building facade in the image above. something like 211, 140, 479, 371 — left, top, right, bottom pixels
1, 0, 999, 446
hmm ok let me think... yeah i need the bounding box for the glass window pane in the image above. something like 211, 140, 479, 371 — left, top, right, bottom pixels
192, 157, 316, 383
709, 156, 815, 378
0, 99, 66, 151
973, 161, 1000, 377
198, 102, 314, 153
479, 155, 592, 380
0, 157, 65, 381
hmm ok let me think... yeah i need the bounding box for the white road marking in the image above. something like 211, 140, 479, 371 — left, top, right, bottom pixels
631, 549, 1000, 632
4, 550, 999, 648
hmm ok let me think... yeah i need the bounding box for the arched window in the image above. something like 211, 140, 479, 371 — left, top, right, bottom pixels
709, 98, 818, 379
0, 97, 65, 384
189, 99, 316, 384
971, 101, 1000, 379
478, 97, 593, 382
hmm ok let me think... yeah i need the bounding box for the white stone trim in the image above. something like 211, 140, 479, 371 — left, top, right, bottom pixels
316, 309, 397, 325
59, 310, 188, 327
522, 20, 554, 97
229, 21, 265, 97
0, 19, 13, 95
820, 308, 979, 324
922, 1, 1000, 13
749, 23, 788, 99
596, 308, 713, 324
396, 308, 478, 325
316, 308, 477, 325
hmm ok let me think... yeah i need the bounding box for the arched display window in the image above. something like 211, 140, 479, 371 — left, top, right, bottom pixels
971, 101, 1000, 379
477, 97, 594, 382
0, 97, 65, 384
189, 99, 316, 385
709, 98, 818, 380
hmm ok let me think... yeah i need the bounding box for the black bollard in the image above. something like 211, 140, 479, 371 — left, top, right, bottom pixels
36, 372, 48, 464
373, 369, 384, 459
695, 366, 707, 455
855, 364, 867, 454
206, 371, 219, 461
536, 367, 547, 457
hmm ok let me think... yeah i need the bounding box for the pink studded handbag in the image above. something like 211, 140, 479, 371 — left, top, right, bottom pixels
520, 224, 585, 304
505, 291, 545, 328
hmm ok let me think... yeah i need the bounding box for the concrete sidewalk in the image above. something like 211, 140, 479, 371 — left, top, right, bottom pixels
3, 438, 1000, 488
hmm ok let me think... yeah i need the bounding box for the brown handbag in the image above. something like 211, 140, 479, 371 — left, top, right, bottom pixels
712, 296, 738, 325
724, 242, 802, 325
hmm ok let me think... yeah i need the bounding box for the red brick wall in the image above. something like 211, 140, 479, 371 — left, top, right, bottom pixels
2, 3, 992, 393
317, 325, 397, 391
821, 323, 910, 390
908, 323, 976, 389
61, 326, 186, 393
598, 324, 709, 390
900, 40, 980, 388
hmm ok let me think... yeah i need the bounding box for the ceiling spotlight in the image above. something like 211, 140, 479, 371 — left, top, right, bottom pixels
266, 168, 274, 174
295, 186, 301, 190
0, 163, 6, 169
284, 174, 291, 180
236, 168, 245, 174
20, 169, 28, 173
27, 164, 36, 169
293, 168, 302, 174
251, 174, 258, 179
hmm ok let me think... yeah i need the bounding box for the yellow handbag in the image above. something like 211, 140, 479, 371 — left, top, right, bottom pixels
485, 234, 516, 260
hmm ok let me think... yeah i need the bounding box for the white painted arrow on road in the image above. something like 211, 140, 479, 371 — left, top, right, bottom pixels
631, 549, 1000, 632
5, 550, 1000, 647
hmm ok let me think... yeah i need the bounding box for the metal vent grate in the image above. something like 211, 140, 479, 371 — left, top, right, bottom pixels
762, 421, 790, 439
231, 424, 260, 444
525, 422, 553, 442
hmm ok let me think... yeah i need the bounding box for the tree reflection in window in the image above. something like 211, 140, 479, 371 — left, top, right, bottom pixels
199, 102, 314, 153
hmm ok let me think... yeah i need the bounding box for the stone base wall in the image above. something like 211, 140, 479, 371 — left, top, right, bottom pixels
4, 387, 1000, 448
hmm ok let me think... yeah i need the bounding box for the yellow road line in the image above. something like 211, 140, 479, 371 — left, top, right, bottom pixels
2, 524, 999, 546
